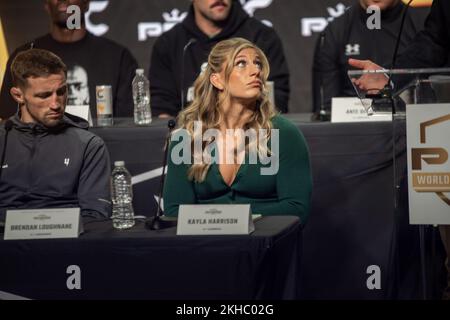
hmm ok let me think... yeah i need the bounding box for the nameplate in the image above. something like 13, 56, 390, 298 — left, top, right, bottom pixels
177, 204, 254, 235
4, 208, 82, 240
331, 97, 392, 122
65, 105, 93, 127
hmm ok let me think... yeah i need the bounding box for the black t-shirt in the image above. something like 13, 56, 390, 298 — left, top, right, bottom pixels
0, 33, 138, 119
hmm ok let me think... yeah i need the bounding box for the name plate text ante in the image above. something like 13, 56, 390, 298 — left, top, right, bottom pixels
177, 204, 254, 235
4, 208, 82, 240
332, 97, 392, 122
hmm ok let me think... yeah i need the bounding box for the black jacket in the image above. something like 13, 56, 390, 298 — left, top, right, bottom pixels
397, 0, 450, 68
0, 113, 111, 221
312, 2, 426, 112
149, 0, 290, 116
0, 33, 138, 119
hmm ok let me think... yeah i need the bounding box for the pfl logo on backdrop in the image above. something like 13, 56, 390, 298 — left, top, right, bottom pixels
240, 0, 272, 15
411, 114, 450, 206
138, 9, 188, 41
138, 0, 274, 41
301, 3, 347, 37
77, 0, 275, 40
86, 1, 109, 36
240, 0, 273, 26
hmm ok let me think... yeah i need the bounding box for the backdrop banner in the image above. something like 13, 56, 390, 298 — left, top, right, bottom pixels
0, 0, 431, 113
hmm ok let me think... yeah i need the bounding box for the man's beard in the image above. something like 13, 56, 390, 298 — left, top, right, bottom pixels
201, 10, 229, 28
25, 105, 64, 128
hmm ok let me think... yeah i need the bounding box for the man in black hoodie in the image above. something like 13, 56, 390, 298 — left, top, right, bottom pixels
349, 0, 450, 89
313, 0, 426, 115
0, 49, 111, 223
149, 0, 289, 117
0, 0, 138, 121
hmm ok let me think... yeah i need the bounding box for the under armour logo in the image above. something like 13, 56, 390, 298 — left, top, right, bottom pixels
345, 44, 360, 56
64, 158, 70, 166
1, 164, 8, 169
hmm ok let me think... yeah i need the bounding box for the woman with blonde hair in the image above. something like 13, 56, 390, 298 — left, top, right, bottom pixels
163, 38, 312, 223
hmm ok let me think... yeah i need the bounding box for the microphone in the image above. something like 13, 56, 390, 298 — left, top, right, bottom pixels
0, 120, 13, 233
0, 120, 13, 181
181, 38, 197, 111
390, 0, 413, 72
367, 0, 414, 113
146, 119, 177, 230
317, 31, 330, 121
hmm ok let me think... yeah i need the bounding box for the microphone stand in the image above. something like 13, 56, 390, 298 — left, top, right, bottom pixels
181, 38, 197, 111
146, 119, 177, 230
390, 0, 433, 301
0, 120, 13, 181
318, 32, 330, 121
0, 120, 13, 234
363, 0, 413, 299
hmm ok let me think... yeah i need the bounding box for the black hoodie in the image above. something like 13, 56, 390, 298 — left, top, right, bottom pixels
148, 0, 290, 116
397, 0, 450, 68
0, 113, 111, 221
312, 1, 427, 113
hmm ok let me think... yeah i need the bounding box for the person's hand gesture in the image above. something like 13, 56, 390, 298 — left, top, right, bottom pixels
349, 59, 388, 94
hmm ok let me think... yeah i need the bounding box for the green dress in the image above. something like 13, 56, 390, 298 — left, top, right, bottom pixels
163, 115, 312, 224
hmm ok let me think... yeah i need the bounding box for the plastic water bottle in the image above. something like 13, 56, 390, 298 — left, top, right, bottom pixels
111, 161, 135, 229
132, 69, 152, 125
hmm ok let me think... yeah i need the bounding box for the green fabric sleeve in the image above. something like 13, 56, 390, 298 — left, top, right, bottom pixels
251, 117, 312, 224
163, 139, 197, 216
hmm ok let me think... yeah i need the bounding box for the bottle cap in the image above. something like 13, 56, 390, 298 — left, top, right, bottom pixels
136, 69, 144, 75
114, 161, 125, 167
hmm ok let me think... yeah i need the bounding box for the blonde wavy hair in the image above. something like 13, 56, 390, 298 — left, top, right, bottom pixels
177, 37, 277, 182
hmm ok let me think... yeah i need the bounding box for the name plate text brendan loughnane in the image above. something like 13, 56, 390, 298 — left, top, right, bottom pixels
177, 204, 254, 235
4, 208, 82, 240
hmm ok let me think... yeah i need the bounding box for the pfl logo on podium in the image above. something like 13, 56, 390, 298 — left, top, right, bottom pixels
411, 114, 450, 206
407, 105, 450, 225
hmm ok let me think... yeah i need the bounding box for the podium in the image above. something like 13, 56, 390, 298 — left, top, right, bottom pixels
348, 68, 450, 299
347, 67, 450, 114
